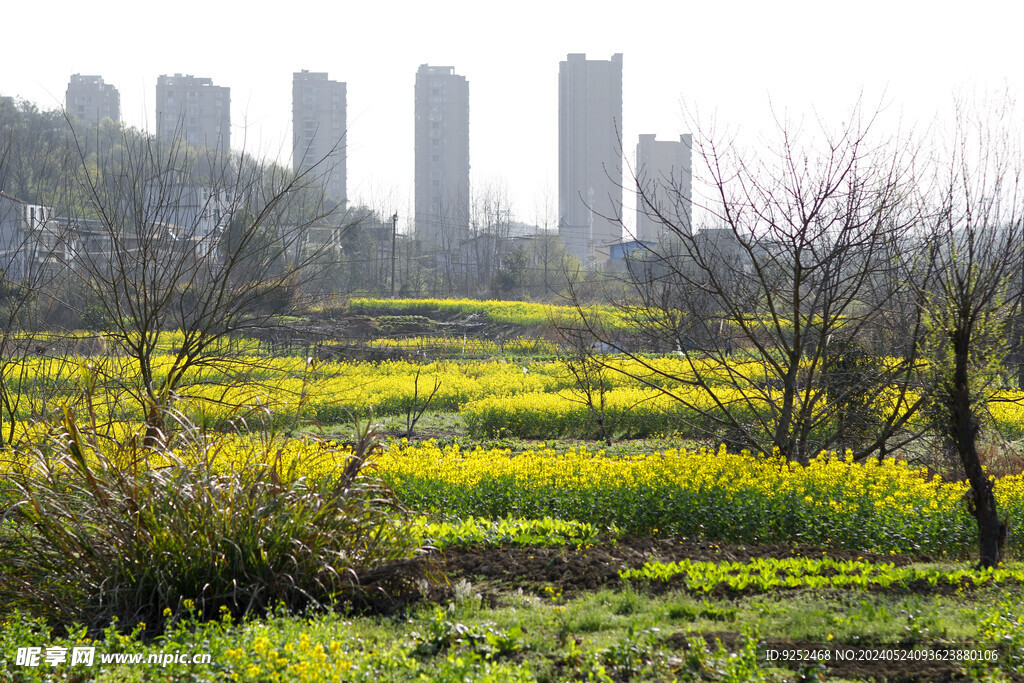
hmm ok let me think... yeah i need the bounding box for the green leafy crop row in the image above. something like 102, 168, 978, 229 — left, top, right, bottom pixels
620, 556, 1024, 594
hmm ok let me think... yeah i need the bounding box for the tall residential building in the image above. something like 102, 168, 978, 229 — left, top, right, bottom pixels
414, 64, 470, 249
558, 53, 623, 266
155, 74, 230, 156
292, 70, 347, 203
635, 134, 692, 241
65, 74, 120, 127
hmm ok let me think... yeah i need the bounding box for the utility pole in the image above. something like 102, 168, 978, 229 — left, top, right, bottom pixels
390, 213, 398, 298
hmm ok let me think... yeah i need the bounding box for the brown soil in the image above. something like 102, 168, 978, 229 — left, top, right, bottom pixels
436, 536, 934, 595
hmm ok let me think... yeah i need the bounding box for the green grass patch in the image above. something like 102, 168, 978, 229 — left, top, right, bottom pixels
3, 579, 1022, 681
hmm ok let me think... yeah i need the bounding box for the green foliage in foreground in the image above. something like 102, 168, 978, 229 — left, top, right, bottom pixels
0, 604, 762, 683
3, 580, 1023, 682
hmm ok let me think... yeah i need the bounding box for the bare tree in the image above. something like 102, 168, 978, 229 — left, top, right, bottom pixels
559, 330, 617, 445
570, 103, 929, 464
64, 124, 342, 446
467, 181, 515, 294
0, 121, 80, 448
912, 99, 1023, 567
529, 190, 578, 299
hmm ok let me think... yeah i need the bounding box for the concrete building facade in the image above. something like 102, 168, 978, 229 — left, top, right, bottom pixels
414, 64, 470, 249
292, 70, 347, 204
155, 74, 230, 157
65, 74, 120, 127
635, 133, 692, 241
558, 53, 623, 266
0, 192, 65, 283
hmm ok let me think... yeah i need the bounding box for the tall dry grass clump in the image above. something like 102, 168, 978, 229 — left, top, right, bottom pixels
0, 412, 431, 634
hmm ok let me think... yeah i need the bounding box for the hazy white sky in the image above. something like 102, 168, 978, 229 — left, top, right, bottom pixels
2, 0, 1022, 232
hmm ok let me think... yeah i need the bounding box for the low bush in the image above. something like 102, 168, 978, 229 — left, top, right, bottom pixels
0, 413, 431, 634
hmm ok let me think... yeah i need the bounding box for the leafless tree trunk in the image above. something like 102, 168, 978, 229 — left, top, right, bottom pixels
912, 99, 1023, 567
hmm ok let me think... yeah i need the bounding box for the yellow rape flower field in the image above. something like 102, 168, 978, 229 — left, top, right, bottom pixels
5, 317, 1024, 681
10, 425, 1014, 558
375, 440, 1022, 557
10, 347, 1024, 442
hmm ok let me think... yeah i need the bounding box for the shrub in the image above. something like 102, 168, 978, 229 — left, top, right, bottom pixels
0, 413, 431, 634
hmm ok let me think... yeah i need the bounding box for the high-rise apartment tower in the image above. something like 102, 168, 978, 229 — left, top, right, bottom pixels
635, 134, 692, 241
65, 74, 120, 127
155, 74, 230, 157
558, 53, 623, 266
292, 70, 347, 203
414, 64, 470, 249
